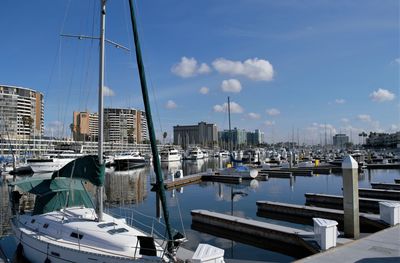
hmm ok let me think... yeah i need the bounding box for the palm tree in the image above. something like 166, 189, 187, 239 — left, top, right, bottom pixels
163, 131, 167, 144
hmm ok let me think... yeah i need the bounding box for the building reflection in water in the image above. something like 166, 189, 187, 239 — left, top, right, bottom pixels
105, 168, 148, 205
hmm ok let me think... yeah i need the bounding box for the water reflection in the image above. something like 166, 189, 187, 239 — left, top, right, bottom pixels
105, 168, 148, 205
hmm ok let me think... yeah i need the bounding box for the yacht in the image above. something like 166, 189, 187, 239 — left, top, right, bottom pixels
186, 147, 204, 160
112, 151, 146, 171
27, 150, 84, 173
219, 150, 230, 158
242, 149, 260, 164
160, 147, 182, 162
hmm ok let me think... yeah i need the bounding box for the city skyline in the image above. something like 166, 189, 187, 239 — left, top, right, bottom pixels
1, 1, 398, 144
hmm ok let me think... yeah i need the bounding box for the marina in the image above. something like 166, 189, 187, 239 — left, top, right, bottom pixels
1, 156, 399, 262
0, 1, 399, 262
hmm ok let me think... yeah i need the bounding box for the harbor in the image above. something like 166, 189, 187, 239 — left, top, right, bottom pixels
1, 154, 399, 262
0, 0, 399, 262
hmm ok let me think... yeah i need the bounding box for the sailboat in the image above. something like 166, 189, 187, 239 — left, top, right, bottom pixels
9, 1, 224, 262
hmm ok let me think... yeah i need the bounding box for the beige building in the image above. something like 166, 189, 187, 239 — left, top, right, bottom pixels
0, 85, 44, 139
72, 108, 148, 143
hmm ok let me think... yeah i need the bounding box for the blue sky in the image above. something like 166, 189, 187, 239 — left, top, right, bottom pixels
1, 0, 399, 144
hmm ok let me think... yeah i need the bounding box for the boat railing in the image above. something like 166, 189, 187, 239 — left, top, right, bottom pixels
104, 204, 169, 241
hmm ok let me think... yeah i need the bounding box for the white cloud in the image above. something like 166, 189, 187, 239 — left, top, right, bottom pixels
266, 108, 280, 116
199, 86, 209, 95
221, 79, 242, 93
212, 57, 274, 81
335, 98, 345, 104
394, 58, 400, 64
264, 120, 275, 126
165, 100, 177, 109
198, 63, 211, 74
341, 118, 349, 123
103, 86, 115, 97
248, 112, 260, 119
213, 101, 244, 113
171, 57, 211, 78
357, 114, 372, 122
369, 88, 395, 102
389, 124, 399, 132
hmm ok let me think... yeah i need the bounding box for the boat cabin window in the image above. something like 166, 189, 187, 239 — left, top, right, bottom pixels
70, 232, 84, 239
107, 228, 129, 235
98, 222, 117, 228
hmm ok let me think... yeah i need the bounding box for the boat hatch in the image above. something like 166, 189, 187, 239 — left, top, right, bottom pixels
107, 228, 128, 235
70, 232, 84, 239
98, 222, 117, 228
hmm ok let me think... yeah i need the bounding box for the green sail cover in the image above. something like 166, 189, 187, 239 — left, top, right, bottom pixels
11, 177, 94, 215
51, 155, 105, 186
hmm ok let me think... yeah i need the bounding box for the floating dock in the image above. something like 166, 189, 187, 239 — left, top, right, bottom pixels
154, 172, 247, 190
256, 201, 388, 233
365, 163, 400, 169
191, 209, 318, 258
358, 188, 400, 201
296, 225, 400, 263
305, 193, 389, 214
259, 170, 293, 178
371, 182, 400, 191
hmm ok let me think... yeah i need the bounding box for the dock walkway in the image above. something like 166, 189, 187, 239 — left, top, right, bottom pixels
296, 225, 400, 263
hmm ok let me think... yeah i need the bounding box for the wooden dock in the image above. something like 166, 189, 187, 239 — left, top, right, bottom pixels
371, 182, 400, 191
296, 225, 400, 263
305, 193, 389, 214
256, 201, 388, 233
191, 209, 318, 258
157, 174, 203, 190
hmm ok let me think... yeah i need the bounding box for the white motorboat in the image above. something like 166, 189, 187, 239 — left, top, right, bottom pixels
186, 147, 204, 160
112, 151, 146, 171
160, 147, 182, 162
27, 150, 84, 173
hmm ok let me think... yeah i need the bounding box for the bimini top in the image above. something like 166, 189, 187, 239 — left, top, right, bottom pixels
10, 155, 105, 215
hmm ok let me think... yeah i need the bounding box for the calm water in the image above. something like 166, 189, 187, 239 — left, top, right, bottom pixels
1, 158, 399, 262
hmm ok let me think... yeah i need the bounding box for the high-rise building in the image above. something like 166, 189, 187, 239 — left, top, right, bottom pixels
72, 111, 98, 141
173, 122, 218, 148
72, 108, 147, 143
0, 85, 44, 139
219, 128, 247, 149
333, 134, 349, 148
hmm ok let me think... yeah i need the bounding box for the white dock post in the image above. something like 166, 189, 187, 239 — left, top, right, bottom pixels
342, 155, 360, 239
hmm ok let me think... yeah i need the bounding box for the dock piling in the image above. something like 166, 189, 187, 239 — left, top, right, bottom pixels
342, 155, 360, 239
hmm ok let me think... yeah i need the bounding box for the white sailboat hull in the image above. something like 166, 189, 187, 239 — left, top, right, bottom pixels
11, 208, 167, 263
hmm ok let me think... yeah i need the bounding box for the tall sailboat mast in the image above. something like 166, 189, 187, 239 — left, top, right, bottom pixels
127, 0, 173, 244
96, 0, 106, 222
228, 96, 232, 153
